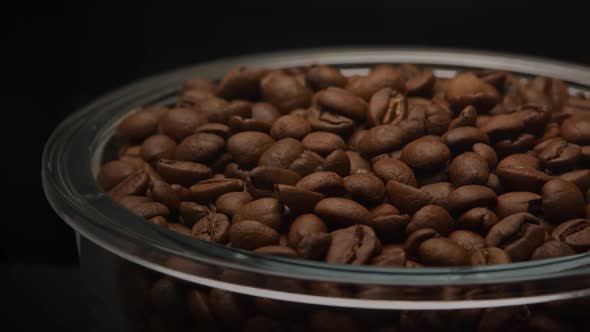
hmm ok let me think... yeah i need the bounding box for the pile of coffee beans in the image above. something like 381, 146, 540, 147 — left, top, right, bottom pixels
100, 63, 590, 267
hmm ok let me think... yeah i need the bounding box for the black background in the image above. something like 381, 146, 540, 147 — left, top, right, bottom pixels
6, 1, 590, 331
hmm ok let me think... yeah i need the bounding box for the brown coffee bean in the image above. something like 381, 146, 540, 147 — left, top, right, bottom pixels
386, 180, 434, 213
306, 65, 347, 90
343, 173, 385, 205
128, 201, 170, 218
496, 156, 551, 193
170, 184, 193, 201
97, 160, 138, 191
480, 113, 525, 140
302, 131, 347, 157
448, 185, 497, 215
368, 87, 407, 126
326, 225, 381, 265
148, 180, 180, 212
348, 130, 367, 151
139, 135, 176, 163
229, 115, 271, 133
542, 179, 585, 223
457, 208, 499, 234
472, 143, 498, 169
448, 230, 485, 253
189, 178, 244, 203
227, 131, 275, 168
315, 197, 371, 227
449, 152, 489, 186
495, 192, 542, 220
178, 88, 215, 109
442, 126, 490, 153
215, 191, 253, 218
552, 219, 590, 252
420, 182, 453, 209
168, 223, 192, 235
116, 110, 160, 141
368, 204, 410, 241
559, 169, 590, 192
250, 166, 301, 190
155, 159, 212, 187
318, 149, 350, 177
232, 198, 284, 230
158, 108, 208, 142
400, 138, 451, 171
270, 114, 311, 140
191, 213, 230, 244
150, 216, 169, 228
261, 72, 312, 112
258, 138, 305, 169
471, 247, 511, 266
183, 77, 215, 92
445, 72, 500, 111
418, 237, 470, 266
288, 214, 327, 246
179, 202, 211, 227
255, 245, 298, 258
358, 125, 410, 157
229, 220, 280, 250
406, 71, 436, 96
485, 213, 546, 261
407, 205, 454, 236
346, 151, 371, 174
531, 239, 576, 260
108, 169, 150, 199
209, 288, 251, 329
372, 158, 417, 186
275, 184, 325, 214
448, 105, 477, 130
216, 67, 267, 100
495, 132, 536, 157
347, 65, 405, 100
288, 150, 325, 177
296, 171, 345, 197
536, 138, 580, 172
317, 87, 368, 120
370, 244, 407, 267
308, 107, 356, 135
561, 114, 590, 144
174, 133, 225, 163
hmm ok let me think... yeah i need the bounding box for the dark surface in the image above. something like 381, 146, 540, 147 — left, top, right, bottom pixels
6, 1, 590, 331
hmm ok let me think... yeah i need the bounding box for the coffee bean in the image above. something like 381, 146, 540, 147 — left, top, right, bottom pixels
531, 239, 576, 260
542, 179, 585, 223
128, 201, 170, 218
179, 202, 211, 227
261, 72, 312, 112
372, 158, 417, 186
472, 143, 498, 169
368, 203, 410, 241
326, 225, 381, 265
449, 152, 489, 186
346, 151, 371, 174
97, 160, 138, 191
216, 67, 267, 100
495, 192, 542, 219
401, 138, 451, 170
485, 213, 546, 261
419, 237, 470, 266
155, 159, 212, 187
318, 149, 351, 177
229, 114, 271, 133
188, 178, 244, 203
140, 135, 177, 163
552, 219, 590, 252
270, 114, 311, 140
306, 65, 347, 90
148, 180, 180, 212
561, 114, 590, 144
168, 223, 192, 235
108, 169, 150, 199
296, 171, 346, 197
559, 169, 590, 192
308, 107, 356, 135
442, 126, 490, 153
174, 133, 225, 163
471, 247, 511, 266
406, 71, 436, 96
457, 207, 499, 234
297, 232, 332, 260
288, 150, 325, 177
191, 213, 230, 244
232, 197, 284, 230
537, 138, 581, 172
343, 173, 385, 205
445, 72, 500, 111
480, 113, 525, 141
315, 197, 371, 227
407, 205, 454, 236
358, 125, 410, 157
258, 138, 305, 169
448, 185, 497, 216
420, 182, 453, 209
287, 214, 328, 247
158, 108, 208, 142
496, 154, 552, 192
367, 87, 408, 126
150, 216, 169, 228
229, 220, 280, 250
214, 191, 252, 218
346, 66, 404, 101
317, 87, 368, 120
170, 184, 193, 201
386, 180, 434, 213
275, 184, 325, 214
405, 228, 441, 258
227, 131, 275, 168
302, 131, 347, 157
448, 105, 477, 130
116, 109, 160, 141
448, 230, 485, 253
370, 244, 406, 267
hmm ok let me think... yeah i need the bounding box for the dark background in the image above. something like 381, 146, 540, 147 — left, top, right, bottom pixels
6, 1, 590, 331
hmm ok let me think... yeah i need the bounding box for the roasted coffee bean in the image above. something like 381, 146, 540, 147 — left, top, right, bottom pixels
448, 230, 485, 253
155, 159, 212, 187
250, 166, 301, 191
326, 225, 381, 265
448, 105, 477, 130
317, 87, 368, 120
495, 192, 542, 219
405, 228, 441, 258
561, 114, 590, 144
148, 180, 180, 212
261, 71, 312, 112
216, 67, 267, 100
343, 173, 385, 205
472, 143, 498, 169
230, 196, 283, 230
420, 182, 453, 209
308, 107, 356, 135
442, 126, 490, 153
287, 214, 328, 247
419, 237, 471, 266
215, 191, 253, 218
448, 185, 497, 216
108, 169, 150, 199
445, 72, 500, 111
370, 244, 407, 266
368, 87, 407, 126
183, 77, 215, 92
229, 115, 272, 133
302, 131, 347, 157
471, 247, 511, 266
253, 246, 298, 258
306, 65, 347, 90
191, 213, 230, 244
407, 205, 454, 236
457, 207, 499, 234
275, 184, 324, 215
449, 152, 489, 186
372, 158, 417, 186
168, 223, 192, 235
537, 138, 581, 172
173, 133, 225, 163
315, 197, 371, 227
258, 138, 305, 169
401, 138, 451, 170
485, 213, 546, 261
531, 239, 576, 260
542, 179, 585, 223
296, 171, 346, 197
480, 113, 525, 140
368, 204, 410, 240
559, 169, 590, 192
319, 149, 351, 177
270, 114, 311, 140
406, 71, 436, 96
189, 178, 244, 203
149, 216, 170, 228
346, 151, 371, 174
179, 202, 211, 227
229, 220, 280, 250
140, 134, 177, 162
116, 109, 160, 141
347, 65, 404, 101
227, 131, 275, 168
158, 108, 208, 142
552, 219, 590, 252
97, 160, 138, 191
288, 150, 325, 177
496, 154, 552, 192
386, 180, 434, 213
358, 125, 412, 157
129, 201, 170, 218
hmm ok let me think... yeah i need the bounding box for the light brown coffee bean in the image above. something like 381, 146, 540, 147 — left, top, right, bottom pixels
358, 125, 410, 157
420, 182, 453, 209
302, 131, 347, 157
472, 143, 498, 169
401, 138, 451, 170
531, 239, 576, 260
445, 72, 500, 111
140, 135, 177, 162
485, 213, 546, 261
158, 108, 208, 142
232, 198, 284, 230
449, 152, 489, 186
386, 180, 434, 213
189, 178, 244, 203
226, 131, 275, 168
448, 230, 485, 253
407, 205, 454, 236
538, 138, 581, 172
174, 133, 225, 163
128, 201, 170, 218
448, 185, 497, 216
318, 149, 351, 177
216, 67, 268, 100
215, 191, 253, 218
250, 166, 301, 190
155, 159, 212, 187
326, 225, 381, 265
561, 114, 590, 144
288, 214, 328, 247
457, 207, 499, 234
253, 246, 298, 258
419, 237, 470, 266
559, 169, 590, 192
315, 197, 371, 227
275, 184, 325, 215
443, 126, 490, 154
471, 247, 511, 266
343, 173, 385, 205
229, 220, 280, 250
306, 65, 347, 90
261, 72, 312, 112
116, 109, 161, 141
270, 114, 311, 140
148, 180, 180, 212
552, 218, 590, 252
542, 179, 585, 223
368, 87, 407, 126
317, 86, 368, 120
307, 107, 356, 135
296, 171, 346, 197
258, 138, 305, 169
495, 192, 542, 219
192, 213, 231, 244
404, 228, 441, 258
97, 160, 138, 191
373, 158, 417, 186
448, 105, 478, 130
179, 202, 211, 227
108, 169, 150, 199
